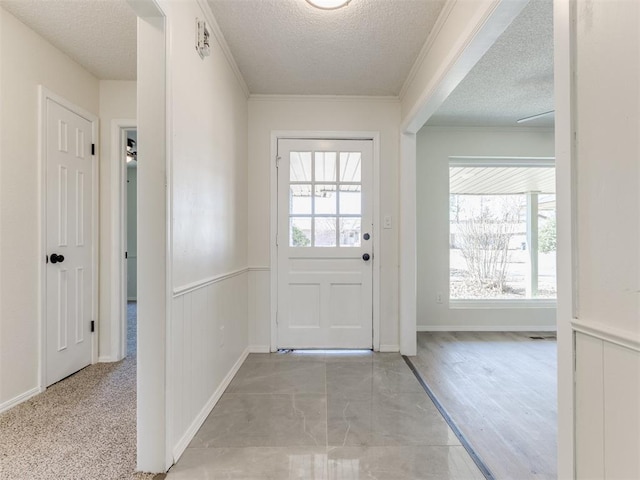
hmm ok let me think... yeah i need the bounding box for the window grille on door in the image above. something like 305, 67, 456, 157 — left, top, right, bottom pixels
288, 151, 362, 248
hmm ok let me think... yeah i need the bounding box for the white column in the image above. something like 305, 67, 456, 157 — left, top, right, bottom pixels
399, 133, 417, 356
526, 192, 539, 297
135, 10, 168, 473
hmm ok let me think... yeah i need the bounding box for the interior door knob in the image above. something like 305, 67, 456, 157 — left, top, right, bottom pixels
50, 253, 65, 264
362, 253, 370, 261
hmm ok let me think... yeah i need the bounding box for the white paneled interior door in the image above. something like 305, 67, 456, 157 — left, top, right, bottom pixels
277, 138, 373, 349
45, 97, 94, 386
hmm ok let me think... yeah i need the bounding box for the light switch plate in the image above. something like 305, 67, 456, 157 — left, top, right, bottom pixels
383, 215, 392, 229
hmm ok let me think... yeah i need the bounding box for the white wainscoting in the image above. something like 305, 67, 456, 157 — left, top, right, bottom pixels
574, 322, 640, 479
169, 268, 249, 462
248, 267, 271, 352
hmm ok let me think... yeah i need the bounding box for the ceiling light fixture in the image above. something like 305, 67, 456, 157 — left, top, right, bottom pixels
305, 0, 351, 10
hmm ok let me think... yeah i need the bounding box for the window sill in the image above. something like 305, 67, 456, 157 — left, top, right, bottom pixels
449, 299, 557, 309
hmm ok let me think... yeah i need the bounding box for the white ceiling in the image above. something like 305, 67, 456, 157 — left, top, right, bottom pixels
0, 0, 554, 127
428, 0, 554, 127
450, 166, 555, 194
207, 0, 446, 96
0, 0, 137, 80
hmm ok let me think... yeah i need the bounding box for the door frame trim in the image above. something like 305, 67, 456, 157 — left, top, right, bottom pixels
270, 131, 381, 352
38, 86, 99, 390
109, 119, 137, 362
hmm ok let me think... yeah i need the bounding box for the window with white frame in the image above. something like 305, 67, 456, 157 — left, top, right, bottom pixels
449, 157, 557, 301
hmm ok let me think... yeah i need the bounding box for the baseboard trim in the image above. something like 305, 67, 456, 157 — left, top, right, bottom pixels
98, 355, 118, 363
0, 387, 42, 414
417, 325, 557, 332
249, 345, 270, 353
171, 347, 250, 463
379, 344, 400, 353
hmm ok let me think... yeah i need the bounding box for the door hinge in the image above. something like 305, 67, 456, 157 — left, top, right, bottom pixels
125, 251, 128, 259
276, 234, 279, 246
276, 311, 279, 325
276, 156, 281, 168
90, 320, 95, 333
91, 144, 95, 156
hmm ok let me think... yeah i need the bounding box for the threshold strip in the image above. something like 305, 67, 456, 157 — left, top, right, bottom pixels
402, 355, 496, 480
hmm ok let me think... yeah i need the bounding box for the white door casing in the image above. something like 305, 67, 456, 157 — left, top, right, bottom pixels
43, 93, 96, 386
276, 138, 374, 349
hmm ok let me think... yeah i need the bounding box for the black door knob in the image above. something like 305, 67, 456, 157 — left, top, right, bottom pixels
362, 253, 370, 261
363, 233, 370, 241
50, 253, 65, 264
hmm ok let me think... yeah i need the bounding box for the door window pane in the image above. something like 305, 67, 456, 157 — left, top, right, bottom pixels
290, 217, 311, 247
340, 152, 361, 182
315, 185, 337, 215
340, 217, 361, 247
315, 152, 337, 182
339, 186, 361, 215
287, 147, 366, 249
314, 217, 337, 247
290, 185, 312, 215
290, 152, 312, 182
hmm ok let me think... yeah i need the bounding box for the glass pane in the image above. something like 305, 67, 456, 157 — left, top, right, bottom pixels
537, 201, 557, 298
340, 152, 361, 182
290, 217, 311, 247
315, 152, 337, 182
340, 217, 361, 247
314, 217, 337, 247
290, 185, 312, 215
449, 194, 526, 299
315, 185, 337, 215
290, 152, 312, 182
339, 186, 361, 215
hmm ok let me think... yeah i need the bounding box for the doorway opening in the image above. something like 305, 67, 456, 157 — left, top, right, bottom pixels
125, 128, 137, 356
407, 0, 558, 478
111, 121, 137, 362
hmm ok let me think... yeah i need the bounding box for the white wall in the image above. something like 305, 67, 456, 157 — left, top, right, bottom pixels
572, 0, 640, 477
0, 7, 99, 411
416, 126, 556, 330
247, 96, 401, 351
97, 80, 136, 358
136, 11, 168, 471
154, 0, 249, 466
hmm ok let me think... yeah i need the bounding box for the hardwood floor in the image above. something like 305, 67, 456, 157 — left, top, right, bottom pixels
409, 332, 557, 480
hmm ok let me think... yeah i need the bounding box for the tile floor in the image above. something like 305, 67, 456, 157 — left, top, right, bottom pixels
166, 351, 484, 480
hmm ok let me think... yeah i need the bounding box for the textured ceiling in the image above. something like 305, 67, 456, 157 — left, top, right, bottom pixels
207, 0, 446, 96
0, 0, 554, 127
450, 166, 555, 194
428, 0, 554, 127
0, 0, 137, 80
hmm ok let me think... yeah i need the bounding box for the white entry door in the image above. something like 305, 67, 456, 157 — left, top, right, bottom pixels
277, 138, 373, 349
45, 97, 94, 386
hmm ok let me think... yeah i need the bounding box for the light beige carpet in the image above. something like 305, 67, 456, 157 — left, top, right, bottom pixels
0, 303, 156, 480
